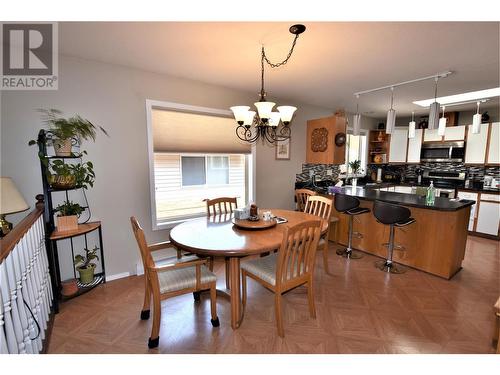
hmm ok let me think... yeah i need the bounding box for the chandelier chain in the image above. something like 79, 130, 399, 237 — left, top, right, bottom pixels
261, 34, 300, 68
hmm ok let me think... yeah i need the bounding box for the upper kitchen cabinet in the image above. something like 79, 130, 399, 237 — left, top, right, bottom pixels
486, 122, 500, 165
465, 123, 490, 164
407, 128, 423, 163
306, 114, 346, 164
423, 128, 442, 142
444, 125, 466, 141
388, 128, 408, 163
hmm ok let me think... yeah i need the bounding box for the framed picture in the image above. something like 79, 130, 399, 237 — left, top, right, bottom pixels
275, 138, 291, 160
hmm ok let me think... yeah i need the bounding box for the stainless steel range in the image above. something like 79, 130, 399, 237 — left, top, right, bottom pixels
422, 170, 466, 198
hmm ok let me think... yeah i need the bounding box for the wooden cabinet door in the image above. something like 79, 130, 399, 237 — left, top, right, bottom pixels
444, 125, 466, 141
487, 122, 500, 164
465, 123, 489, 164
423, 128, 442, 142
407, 129, 423, 163
388, 128, 408, 163
306, 115, 346, 164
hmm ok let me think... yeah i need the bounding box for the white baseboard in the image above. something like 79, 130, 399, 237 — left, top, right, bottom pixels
105, 272, 131, 282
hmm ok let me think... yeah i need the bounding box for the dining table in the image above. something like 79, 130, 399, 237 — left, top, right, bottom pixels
169, 208, 328, 329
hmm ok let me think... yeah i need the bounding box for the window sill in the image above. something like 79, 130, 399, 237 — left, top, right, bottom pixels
154, 214, 206, 231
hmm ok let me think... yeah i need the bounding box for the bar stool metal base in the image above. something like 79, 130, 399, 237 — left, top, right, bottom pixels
336, 248, 364, 259
375, 259, 407, 274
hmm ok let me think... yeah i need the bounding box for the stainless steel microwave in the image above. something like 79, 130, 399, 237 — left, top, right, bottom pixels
420, 141, 465, 162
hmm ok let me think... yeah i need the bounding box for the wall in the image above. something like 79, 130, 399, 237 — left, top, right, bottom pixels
0, 55, 333, 278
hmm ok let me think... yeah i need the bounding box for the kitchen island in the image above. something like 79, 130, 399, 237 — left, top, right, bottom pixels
331, 187, 474, 279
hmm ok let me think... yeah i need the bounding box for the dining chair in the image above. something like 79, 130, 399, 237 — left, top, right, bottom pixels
204, 197, 238, 289
241, 219, 322, 337
295, 188, 317, 212
130, 217, 219, 348
304, 195, 335, 274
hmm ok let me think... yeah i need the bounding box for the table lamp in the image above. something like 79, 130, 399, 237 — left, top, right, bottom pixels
0, 177, 29, 237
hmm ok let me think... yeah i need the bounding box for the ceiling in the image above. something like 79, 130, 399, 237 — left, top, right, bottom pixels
59, 22, 500, 117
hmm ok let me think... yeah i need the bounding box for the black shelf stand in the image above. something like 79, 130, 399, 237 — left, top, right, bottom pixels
36, 130, 106, 313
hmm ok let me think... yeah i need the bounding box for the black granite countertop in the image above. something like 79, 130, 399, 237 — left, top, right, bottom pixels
334, 187, 474, 211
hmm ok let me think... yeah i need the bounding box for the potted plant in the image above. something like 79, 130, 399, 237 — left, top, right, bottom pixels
74, 246, 99, 284
29, 109, 108, 156
47, 159, 95, 189
55, 200, 84, 232
349, 159, 362, 189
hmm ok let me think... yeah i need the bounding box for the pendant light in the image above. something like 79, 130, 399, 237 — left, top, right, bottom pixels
472, 101, 482, 134
352, 94, 361, 136
438, 105, 447, 136
386, 87, 396, 134
408, 111, 416, 139
428, 77, 440, 130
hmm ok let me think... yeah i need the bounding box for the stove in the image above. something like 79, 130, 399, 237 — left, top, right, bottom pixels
422, 170, 466, 198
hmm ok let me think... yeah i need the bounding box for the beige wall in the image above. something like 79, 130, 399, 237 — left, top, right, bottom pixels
1, 55, 335, 277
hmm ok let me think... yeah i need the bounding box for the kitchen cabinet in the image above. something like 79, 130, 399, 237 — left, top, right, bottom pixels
457, 190, 478, 231
444, 125, 466, 141
476, 199, 500, 236
388, 128, 408, 163
407, 128, 423, 163
487, 122, 500, 164
423, 128, 442, 142
306, 115, 346, 164
465, 123, 489, 164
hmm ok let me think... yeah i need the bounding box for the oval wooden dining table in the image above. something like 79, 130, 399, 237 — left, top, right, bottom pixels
169, 209, 327, 329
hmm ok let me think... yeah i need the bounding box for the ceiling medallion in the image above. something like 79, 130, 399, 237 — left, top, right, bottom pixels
230, 24, 306, 144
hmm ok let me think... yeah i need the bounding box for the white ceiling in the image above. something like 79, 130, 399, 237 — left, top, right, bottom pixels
59, 22, 500, 117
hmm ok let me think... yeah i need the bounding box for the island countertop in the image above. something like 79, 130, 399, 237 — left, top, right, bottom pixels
335, 186, 474, 211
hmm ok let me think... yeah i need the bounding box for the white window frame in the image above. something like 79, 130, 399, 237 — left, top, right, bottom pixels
341, 128, 368, 178
145, 99, 256, 230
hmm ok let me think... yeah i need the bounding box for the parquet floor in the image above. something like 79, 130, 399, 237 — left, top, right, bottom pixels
47, 236, 499, 354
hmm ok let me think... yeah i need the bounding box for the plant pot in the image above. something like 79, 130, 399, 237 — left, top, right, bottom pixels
56, 215, 78, 232
352, 178, 358, 190
76, 263, 96, 284
53, 138, 73, 156
49, 174, 76, 189
61, 279, 79, 297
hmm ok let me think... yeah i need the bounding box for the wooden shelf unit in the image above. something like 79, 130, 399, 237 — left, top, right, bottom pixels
368, 130, 391, 164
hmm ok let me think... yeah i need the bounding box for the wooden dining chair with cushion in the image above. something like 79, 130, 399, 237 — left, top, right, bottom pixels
304, 195, 335, 274
295, 188, 317, 212
130, 217, 219, 349
204, 197, 238, 288
241, 219, 322, 337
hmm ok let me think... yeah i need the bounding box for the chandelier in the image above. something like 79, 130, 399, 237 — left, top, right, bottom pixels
230, 24, 306, 144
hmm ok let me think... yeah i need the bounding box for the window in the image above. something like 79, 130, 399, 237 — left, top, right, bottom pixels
146, 100, 254, 229
340, 132, 368, 176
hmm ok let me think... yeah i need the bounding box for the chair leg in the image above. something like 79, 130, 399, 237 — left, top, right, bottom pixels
176, 249, 182, 259
208, 256, 214, 271
322, 237, 330, 274
225, 257, 230, 290
275, 293, 284, 338
241, 271, 247, 310
307, 278, 316, 319
210, 284, 220, 327
140, 274, 151, 320
148, 289, 161, 349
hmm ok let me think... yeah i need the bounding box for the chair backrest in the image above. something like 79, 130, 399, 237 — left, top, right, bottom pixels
205, 197, 238, 216
304, 195, 333, 224
130, 217, 155, 271
295, 189, 317, 212
276, 219, 321, 289
334, 193, 360, 213
373, 200, 411, 225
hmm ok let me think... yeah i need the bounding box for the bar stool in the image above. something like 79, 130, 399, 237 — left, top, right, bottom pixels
334, 194, 370, 259
372, 200, 416, 274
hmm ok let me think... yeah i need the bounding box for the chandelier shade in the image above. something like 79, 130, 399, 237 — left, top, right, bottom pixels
386, 109, 396, 134
277, 106, 297, 124
472, 101, 482, 134
408, 121, 416, 138
437, 106, 447, 136
269, 112, 281, 127
352, 114, 361, 136
244, 111, 256, 126
230, 106, 251, 124
428, 102, 440, 130
254, 101, 276, 121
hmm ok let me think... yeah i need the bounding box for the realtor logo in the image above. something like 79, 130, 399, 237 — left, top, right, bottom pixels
1, 22, 58, 90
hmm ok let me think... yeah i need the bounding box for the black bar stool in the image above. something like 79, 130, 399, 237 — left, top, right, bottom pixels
334, 194, 370, 259
372, 200, 416, 274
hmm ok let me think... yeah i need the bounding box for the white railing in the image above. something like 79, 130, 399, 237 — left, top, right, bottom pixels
0, 213, 53, 354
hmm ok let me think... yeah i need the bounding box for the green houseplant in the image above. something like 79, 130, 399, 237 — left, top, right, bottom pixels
54, 200, 84, 232
29, 109, 108, 156
47, 159, 95, 189
348, 159, 362, 189
74, 246, 100, 284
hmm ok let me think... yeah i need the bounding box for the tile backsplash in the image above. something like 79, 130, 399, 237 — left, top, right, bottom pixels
296, 163, 341, 182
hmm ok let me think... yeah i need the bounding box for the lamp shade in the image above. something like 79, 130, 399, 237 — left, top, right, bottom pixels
352, 114, 361, 136
428, 102, 440, 130
277, 106, 297, 124
438, 117, 447, 136
472, 113, 482, 134
230, 106, 250, 124
268, 112, 281, 127
254, 101, 275, 120
408, 121, 416, 139
1, 177, 29, 215
244, 111, 256, 126
386, 109, 396, 134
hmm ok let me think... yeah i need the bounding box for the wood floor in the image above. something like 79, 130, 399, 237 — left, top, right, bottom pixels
47, 235, 499, 354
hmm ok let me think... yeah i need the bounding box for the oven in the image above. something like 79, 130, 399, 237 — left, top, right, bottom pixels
420, 141, 465, 162
422, 170, 466, 199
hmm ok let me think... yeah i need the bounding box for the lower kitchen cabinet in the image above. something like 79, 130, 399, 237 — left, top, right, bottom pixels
458, 190, 499, 238
457, 191, 478, 231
